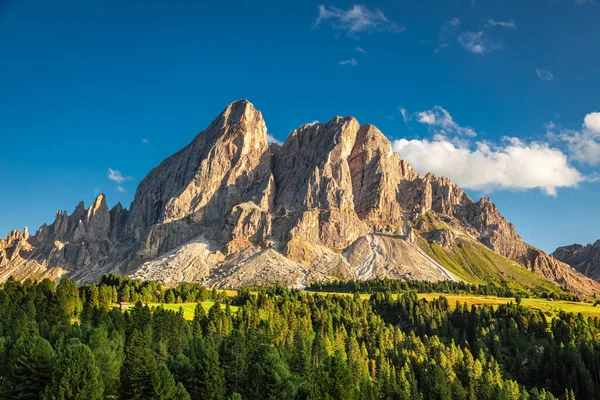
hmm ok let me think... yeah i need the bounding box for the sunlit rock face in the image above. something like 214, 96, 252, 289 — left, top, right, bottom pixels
2, 100, 599, 297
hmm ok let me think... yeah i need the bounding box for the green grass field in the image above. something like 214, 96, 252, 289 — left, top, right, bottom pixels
418, 293, 600, 318
144, 301, 239, 320
126, 289, 600, 321
307, 290, 600, 319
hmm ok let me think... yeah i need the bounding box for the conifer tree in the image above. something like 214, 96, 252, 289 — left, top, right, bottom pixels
1, 329, 55, 400
44, 339, 104, 400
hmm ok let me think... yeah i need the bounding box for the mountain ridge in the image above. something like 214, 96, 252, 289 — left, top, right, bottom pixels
1, 100, 598, 296
553, 240, 600, 281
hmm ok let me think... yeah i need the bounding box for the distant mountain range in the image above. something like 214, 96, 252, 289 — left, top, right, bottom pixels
553, 240, 600, 282
1, 100, 598, 296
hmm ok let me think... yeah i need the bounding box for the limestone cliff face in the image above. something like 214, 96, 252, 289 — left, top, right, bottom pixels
349, 124, 413, 233
554, 241, 600, 281
125, 100, 273, 260
2, 99, 599, 296
272, 116, 368, 249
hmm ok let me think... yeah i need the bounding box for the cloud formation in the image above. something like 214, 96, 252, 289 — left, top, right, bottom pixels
484, 19, 517, 29
315, 4, 403, 36
458, 31, 502, 54
141, 138, 149, 144
584, 112, 600, 133
415, 106, 477, 138
393, 107, 587, 195
399, 107, 409, 124
435, 18, 461, 52
339, 58, 358, 66
393, 137, 583, 195
108, 168, 132, 193
267, 134, 282, 145
548, 112, 600, 166
536, 67, 554, 81
355, 46, 367, 55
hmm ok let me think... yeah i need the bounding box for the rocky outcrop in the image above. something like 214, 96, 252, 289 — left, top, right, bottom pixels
553, 240, 600, 281
1, 99, 599, 297
125, 100, 273, 257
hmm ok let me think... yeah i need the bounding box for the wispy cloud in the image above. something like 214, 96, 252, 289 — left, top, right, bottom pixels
339, 58, 358, 66
458, 31, 502, 54
416, 106, 477, 138
548, 112, 600, 166
484, 19, 517, 29
314, 4, 404, 37
355, 46, 367, 55
393, 106, 586, 196
108, 168, 132, 192
141, 138, 149, 144
437, 17, 513, 54
536, 67, 554, 81
267, 133, 282, 145
435, 18, 460, 53
399, 107, 409, 124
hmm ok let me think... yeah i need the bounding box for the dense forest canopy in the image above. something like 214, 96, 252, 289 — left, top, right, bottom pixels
0, 276, 597, 399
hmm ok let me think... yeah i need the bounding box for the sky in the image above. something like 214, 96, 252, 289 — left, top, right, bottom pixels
0, 0, 599, 253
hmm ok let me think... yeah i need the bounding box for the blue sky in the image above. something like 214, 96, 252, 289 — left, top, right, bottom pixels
1, 0, 599, 253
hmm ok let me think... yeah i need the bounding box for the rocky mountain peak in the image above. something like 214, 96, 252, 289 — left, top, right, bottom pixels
124, 99, 272, 259
553, 239, 600, 281
2, 100, 600, 297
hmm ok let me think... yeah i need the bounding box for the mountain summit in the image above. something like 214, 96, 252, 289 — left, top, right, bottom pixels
2, 100, 598, 296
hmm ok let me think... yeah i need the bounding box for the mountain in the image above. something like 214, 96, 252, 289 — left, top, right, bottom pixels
553, 240, 600, 281
2, 100, 598, 296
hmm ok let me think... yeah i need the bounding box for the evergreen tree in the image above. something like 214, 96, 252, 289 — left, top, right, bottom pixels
186, 336, 226, 400
1, 329, 55, 399
87, 326, 123, 397
44, 339, 104, 400
152, 364, 191, 400
120, 329, 157, 399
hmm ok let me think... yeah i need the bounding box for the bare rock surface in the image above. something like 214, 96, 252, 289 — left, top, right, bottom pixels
553, 240, 600, 281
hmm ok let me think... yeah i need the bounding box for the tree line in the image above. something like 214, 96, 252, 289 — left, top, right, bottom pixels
308, 278, 582, 302
0, 276, 597, 399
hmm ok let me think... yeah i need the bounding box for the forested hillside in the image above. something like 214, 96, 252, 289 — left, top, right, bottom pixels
0, 277, 598, 399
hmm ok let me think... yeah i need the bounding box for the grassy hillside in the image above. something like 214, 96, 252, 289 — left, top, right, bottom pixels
417, 293, 600, 319
419, 236, 567, 295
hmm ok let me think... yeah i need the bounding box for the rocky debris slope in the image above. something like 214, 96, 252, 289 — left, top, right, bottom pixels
553, 240, 600, 281
2, 100, 598, 296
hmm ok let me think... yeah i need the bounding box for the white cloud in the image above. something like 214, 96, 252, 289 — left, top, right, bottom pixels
458, 31, 502, 54
415, 106, 477, 138
584, 112, 600, 134
399, 107, 409, 124
267, 134, 282, 145
450, 17, 461, 27
355, 46, 367, 55
549, 112, 600, 165
484, 19, 517, 29
141, 138, 149, 144
536, 67, 554, 81
393, 137, 584, 196
339, 58, 358, 66
314, 4, 404, 36
392, 106, 592, 196
108, 168, 132, 192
